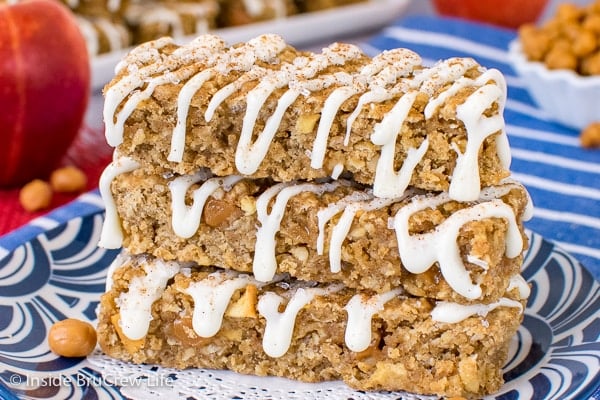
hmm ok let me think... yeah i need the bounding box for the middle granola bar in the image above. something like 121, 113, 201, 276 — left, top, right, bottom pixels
103, 34, 511, 202
99, 165, 531, 303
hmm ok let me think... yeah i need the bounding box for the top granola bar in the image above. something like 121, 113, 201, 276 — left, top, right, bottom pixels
103, 34, 511, 201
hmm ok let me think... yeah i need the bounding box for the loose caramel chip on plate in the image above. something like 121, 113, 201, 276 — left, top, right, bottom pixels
48, 318, 97, 358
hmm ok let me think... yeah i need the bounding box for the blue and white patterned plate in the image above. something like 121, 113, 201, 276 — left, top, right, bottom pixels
0, 193, 599, 400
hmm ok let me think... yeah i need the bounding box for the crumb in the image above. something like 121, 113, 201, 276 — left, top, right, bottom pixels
580, 122, 600, 148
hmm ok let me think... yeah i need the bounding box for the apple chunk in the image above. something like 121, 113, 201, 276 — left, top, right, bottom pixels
0, 0, 90, 187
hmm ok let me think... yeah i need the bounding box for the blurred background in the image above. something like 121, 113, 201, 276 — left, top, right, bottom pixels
405, 0, 591, 23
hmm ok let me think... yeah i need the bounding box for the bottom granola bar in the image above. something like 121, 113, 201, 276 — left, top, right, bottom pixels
97, 253, 529, 398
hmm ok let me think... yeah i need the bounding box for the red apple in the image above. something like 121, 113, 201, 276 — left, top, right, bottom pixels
433, 0, 549, 29
0, 0, 90, 187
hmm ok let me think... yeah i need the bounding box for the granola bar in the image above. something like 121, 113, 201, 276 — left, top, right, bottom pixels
96, 254, 529, 399
102, 34, 511, 201
99, 164, 531, 303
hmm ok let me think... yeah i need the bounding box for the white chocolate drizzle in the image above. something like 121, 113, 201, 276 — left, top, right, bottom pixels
392, 191, 523, 300
424, 69, 505, 119
98, 156, 140, 249
431, 297, 523, 324
242, 0, 287, 18
450, 83, 507, 201
331, 163, 344, 179
181, 271, 261, 337
67, 0, 121, 11
236, 43, 364, 174
106, 38, 173, 145
258, 285, 341, 357
107, 0, 121, 12
204, 67, 267, 122
344, 289, 402, 352
114, 36, 172, 74
311, 85, 359, 169
95, 18, 129, 54
316, 191, 373, 255
522, 186, 535, 221
170, 35, 287, 162
411, 57, 478, 95
466, 255, 489, 270
169, 173, 242, 238
254, 181, 342, 281
75, 17, 100, 57
105, 35, 227, 147
328, 196, 399, 273
236, 84, 299, 174
143, 9, 186, 39
507, 274, 531, 299
371, 91, 430, 198
116, 258, 180, 340
125, 1, 216, 42
243, 0, 266, 16
344, 48, 422, 143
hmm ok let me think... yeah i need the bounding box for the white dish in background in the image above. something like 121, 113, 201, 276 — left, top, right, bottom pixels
508, 39, 600, 130
90, 0, 411, 91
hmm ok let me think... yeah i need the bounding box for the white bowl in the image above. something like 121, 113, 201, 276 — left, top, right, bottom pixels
508, 39, 600, 130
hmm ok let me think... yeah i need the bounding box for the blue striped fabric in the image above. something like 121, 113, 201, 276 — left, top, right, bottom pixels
365, 15, 600, 281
